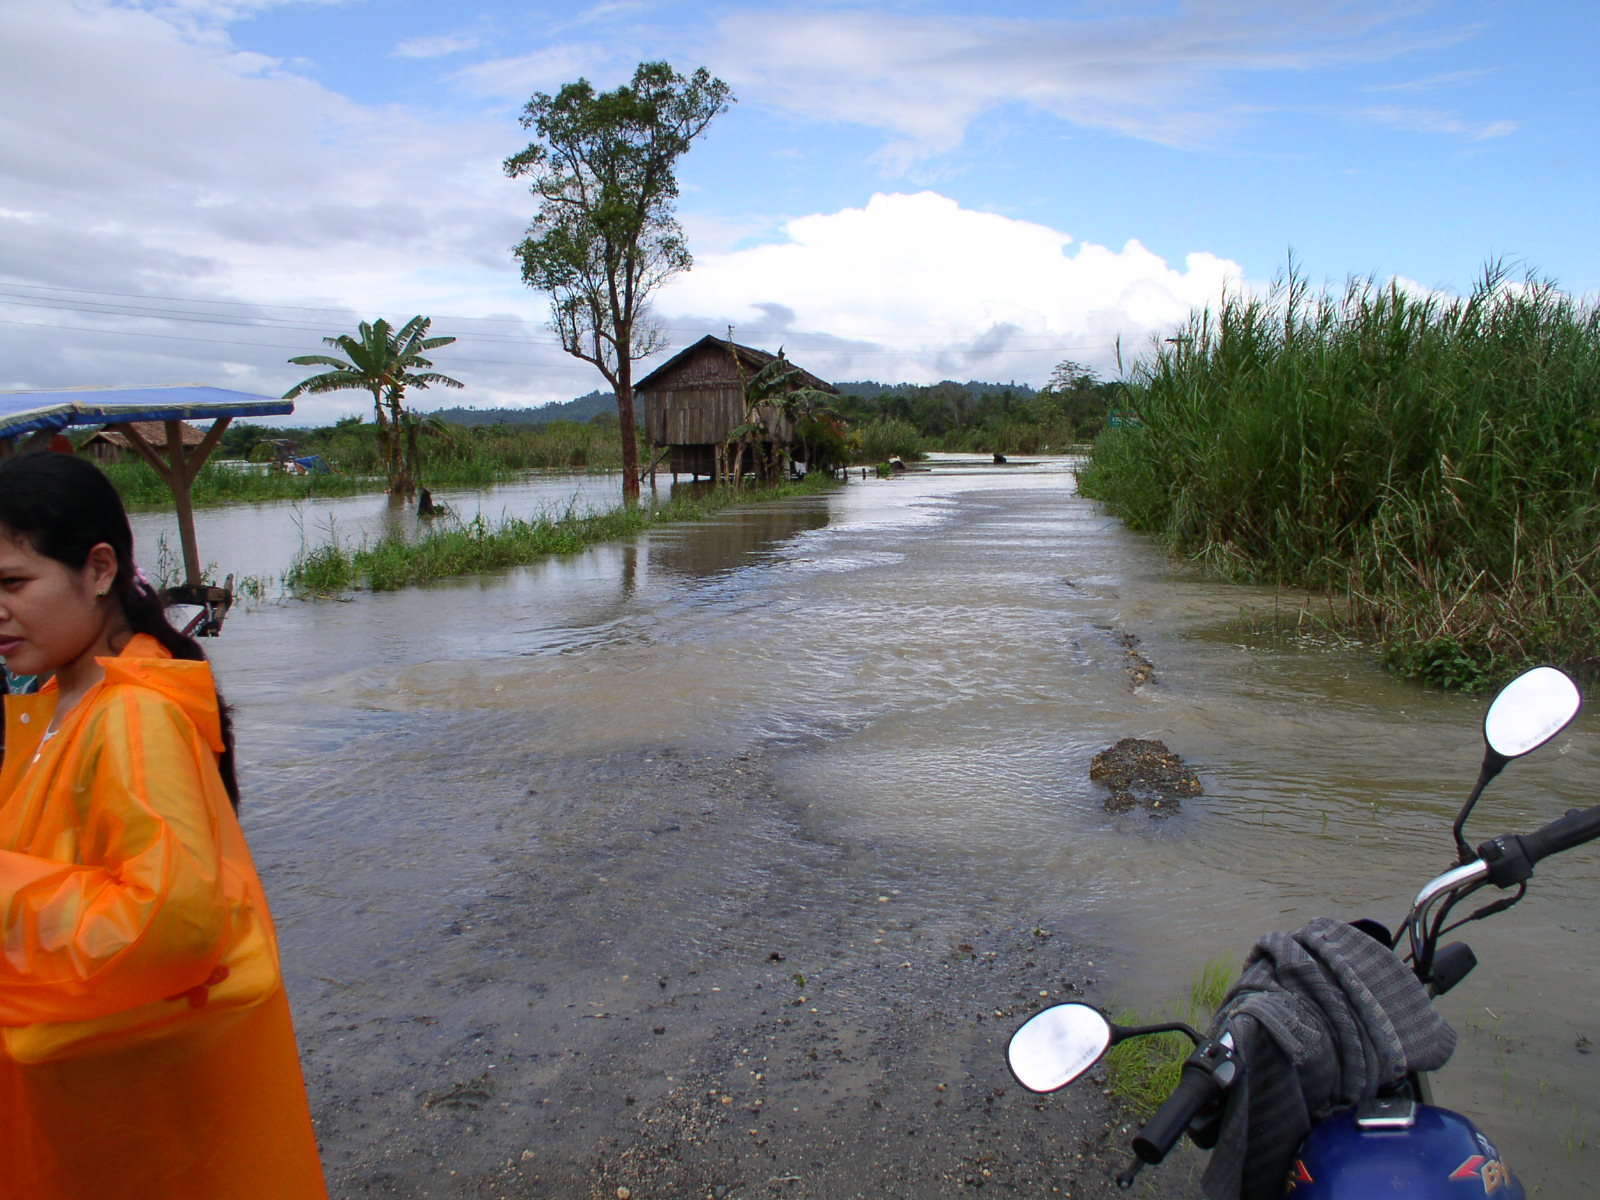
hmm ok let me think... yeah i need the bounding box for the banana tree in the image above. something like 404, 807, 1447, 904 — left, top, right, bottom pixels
396, 410, 461, 491
285, 316, 462, 494
724, 349, 838, 485
777, 387, 844, 476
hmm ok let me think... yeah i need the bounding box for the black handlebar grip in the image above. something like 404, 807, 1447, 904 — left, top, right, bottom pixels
1131, 1062, 1224, 1165
1519, 803, 1600, 866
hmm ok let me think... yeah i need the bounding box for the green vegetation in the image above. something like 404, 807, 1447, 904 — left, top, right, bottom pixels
1080, 265, 1600, 689
286, 474, 835, 593
1107, 959, 1235, 1118
102, 458, 379, 511
101, 418, 627, 512
835, 361, 1115, 455
854, 417, 926, 463
98, 359, 1103, 517
728, 348, 848, 482
284, 315, 463, 494
286, 417, 625, 476
505, 60, 733, 503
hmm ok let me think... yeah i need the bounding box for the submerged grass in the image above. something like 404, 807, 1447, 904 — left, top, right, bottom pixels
286, 475, 837, 594
1080, 263, 1600, 689
1107, 958, 1236, 1118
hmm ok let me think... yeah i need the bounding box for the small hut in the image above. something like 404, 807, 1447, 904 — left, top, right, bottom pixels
81, 419, 207, 464
637, 336, 836, 480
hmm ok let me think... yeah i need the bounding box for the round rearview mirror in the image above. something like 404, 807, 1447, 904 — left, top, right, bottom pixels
1484, 667, 1582, 760
1007, 1003, 1113, 1094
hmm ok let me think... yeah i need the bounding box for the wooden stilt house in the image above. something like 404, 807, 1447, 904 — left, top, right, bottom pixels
80, 419, 207, 463
637, 335, 836, 480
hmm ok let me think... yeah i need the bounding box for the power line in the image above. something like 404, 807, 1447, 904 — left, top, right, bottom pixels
0, 281, 532, 322
0, 290, 572, 346
0, 280, 1125, 350
0, 317, 563, 367
1, 317, 1115, 369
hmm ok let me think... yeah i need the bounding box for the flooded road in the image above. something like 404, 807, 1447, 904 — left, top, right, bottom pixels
199, 456, 1599, 1197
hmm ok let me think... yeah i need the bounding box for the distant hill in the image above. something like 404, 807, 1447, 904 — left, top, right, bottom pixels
424, 379, 1041, 427
426, 390, 615, 427
833, 380, 1040, 400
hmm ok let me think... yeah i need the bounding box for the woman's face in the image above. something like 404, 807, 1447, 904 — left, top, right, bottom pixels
0, 530, 116, 679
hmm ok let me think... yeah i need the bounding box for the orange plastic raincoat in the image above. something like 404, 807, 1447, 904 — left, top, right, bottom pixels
0, 635, 327, 1199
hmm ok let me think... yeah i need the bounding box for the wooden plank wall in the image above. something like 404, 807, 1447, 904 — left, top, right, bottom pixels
643, 343, 794, 447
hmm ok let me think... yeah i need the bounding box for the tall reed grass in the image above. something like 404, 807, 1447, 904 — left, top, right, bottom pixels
1080, 265, 1600, 688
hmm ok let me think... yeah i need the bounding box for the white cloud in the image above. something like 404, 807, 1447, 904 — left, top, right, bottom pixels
1363, 105, 1523, 140
654, 192, 1244, 385
1359, 105, 1518, 140
393, 31, 482, 59
1363, 67, 1497, 94
8, 0, 1519, 429
705, 3, 1459, 167
560, 0, 657, 30
0, 0, 591, 421
453, 41, 632, 100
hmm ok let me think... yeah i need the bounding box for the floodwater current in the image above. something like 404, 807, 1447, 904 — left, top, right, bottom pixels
138, 455, 1599, 1194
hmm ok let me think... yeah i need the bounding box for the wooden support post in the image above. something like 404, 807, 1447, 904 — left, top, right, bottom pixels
114, 417, 232, 588
642, 445, 670, 483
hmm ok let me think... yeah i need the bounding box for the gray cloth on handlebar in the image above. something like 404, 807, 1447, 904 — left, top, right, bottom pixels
1199, 915, 1456, 1200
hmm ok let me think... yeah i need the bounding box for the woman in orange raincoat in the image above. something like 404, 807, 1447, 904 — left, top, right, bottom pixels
0, 453, 327, 1199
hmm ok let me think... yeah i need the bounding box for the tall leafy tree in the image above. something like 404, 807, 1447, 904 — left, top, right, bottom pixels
1041, 358, 1112, 438
504, 61, 732, 503
284, 317, 462, 494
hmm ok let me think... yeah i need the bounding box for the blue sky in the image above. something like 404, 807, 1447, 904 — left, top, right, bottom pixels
2, 0, 1595, 424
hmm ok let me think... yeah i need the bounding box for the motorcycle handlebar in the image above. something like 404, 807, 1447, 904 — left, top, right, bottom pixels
1131, 1047, 1231, 1164
1519, 803, 1600, 864
1476, 802, 1600, 888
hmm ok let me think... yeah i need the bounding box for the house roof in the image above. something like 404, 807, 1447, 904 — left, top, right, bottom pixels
82, 420, 209, 450
0, 384, 293, 441
635, 336, 837, 394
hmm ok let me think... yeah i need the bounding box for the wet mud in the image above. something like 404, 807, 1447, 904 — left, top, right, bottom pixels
285, 738, 1121, 1199
1090, 739, 1203, 816
1112, 632, 1155, 691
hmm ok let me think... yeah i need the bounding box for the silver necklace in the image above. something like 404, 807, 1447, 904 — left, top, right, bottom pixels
30, 717, 64, 766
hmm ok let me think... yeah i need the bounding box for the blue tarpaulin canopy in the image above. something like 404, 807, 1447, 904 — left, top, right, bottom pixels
0, 384, 293, 441
0, 385, 295, 633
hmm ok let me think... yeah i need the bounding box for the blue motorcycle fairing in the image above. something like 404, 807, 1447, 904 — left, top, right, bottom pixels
1287, 1104, 1524, 1199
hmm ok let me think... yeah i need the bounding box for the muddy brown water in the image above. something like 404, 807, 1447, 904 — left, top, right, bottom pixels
136, 456, 1598, 1197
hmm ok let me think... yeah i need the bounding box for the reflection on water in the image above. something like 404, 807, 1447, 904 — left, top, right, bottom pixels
209, 454, 1598, 1193
646, 500, 830, 579
127, 471, 831, 592
127, 471, 631, 584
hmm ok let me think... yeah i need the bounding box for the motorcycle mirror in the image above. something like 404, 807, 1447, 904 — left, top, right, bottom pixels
1007, 1003, 1114, 1093
1483, 666, 1582, 760
1454, 666, 1583, 863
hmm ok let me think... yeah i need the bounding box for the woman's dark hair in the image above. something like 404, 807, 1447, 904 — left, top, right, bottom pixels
0, 452, 240, 808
